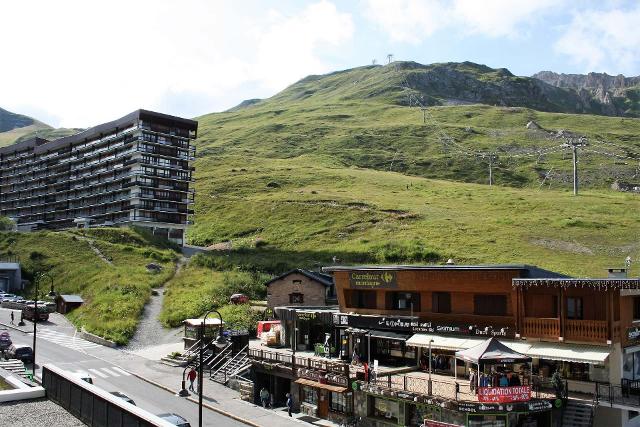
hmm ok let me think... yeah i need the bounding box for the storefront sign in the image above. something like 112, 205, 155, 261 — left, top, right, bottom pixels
478, 386, 531, 403
333, 313, 513, 338
424, 421, 460, 427
349, 271, 397, 289
457, 399, 551, 414
297, 312, 317, 321
628, 326, 640, 342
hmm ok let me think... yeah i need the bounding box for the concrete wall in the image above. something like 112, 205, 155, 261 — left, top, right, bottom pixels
267, 272, 327, 310
0, 262, 22, 292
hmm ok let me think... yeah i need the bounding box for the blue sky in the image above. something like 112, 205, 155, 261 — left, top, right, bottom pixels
2, 0, 640, 127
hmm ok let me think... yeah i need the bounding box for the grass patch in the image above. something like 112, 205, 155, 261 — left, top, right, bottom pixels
0, 227, 178, 345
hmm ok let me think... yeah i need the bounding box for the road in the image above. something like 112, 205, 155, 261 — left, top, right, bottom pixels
0, 308, 244, 427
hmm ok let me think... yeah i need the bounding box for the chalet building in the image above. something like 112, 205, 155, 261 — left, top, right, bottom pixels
265, 269, 336, 310
0, 110, 197, 245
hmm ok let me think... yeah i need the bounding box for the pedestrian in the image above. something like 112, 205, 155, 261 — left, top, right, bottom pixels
260, 387, 270, 408
187, 367, 197, 392
286, 392, 293, 417
10, 311, 14, 325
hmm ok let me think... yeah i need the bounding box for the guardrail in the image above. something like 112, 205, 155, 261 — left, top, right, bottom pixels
42, 364, 176, 427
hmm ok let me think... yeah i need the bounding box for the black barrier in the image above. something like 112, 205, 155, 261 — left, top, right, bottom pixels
42, 364, 174, 427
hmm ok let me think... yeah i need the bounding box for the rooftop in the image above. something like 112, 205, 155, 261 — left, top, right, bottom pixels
323, 264, 568, 278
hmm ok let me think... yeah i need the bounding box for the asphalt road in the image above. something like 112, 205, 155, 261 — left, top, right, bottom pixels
1, 308, 244, 427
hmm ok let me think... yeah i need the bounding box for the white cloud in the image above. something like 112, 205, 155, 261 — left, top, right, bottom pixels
364, 0, 557, 43
554, 6, 640, 74
0, 0, 353, 127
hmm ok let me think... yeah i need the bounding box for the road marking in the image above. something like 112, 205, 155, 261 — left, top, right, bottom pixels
88, 368, 108, 378
100, 367, 120, 377
35, 329, 101, 350
111, 367, 131, 376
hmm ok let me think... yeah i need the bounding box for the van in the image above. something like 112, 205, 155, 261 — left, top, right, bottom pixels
22, 304, 49, 322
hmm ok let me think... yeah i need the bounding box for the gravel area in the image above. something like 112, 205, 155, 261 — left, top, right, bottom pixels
0, 398, 84, 426
125, 286, 182, 351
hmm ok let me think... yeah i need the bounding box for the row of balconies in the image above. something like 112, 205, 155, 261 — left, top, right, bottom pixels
522, 317, 619, 344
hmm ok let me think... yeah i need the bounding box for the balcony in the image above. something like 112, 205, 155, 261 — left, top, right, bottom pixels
523, 318, 613, 343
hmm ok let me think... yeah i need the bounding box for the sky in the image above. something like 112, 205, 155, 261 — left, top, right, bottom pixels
2, 0, 640, 128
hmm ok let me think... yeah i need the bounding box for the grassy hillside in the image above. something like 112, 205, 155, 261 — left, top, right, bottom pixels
0, 227, 178, 344
186, 64, 640, 278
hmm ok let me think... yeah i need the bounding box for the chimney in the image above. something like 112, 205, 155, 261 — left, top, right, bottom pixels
608, 268, 627, 278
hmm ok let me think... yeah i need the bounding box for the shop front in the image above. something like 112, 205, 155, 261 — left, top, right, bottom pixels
275, 307, 338, 353
295, 369, 353, 423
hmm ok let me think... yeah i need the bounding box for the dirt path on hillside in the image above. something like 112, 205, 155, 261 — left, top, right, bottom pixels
124, 257, 187, 350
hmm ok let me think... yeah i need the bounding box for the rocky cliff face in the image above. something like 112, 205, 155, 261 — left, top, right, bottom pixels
533, 71, 640, 117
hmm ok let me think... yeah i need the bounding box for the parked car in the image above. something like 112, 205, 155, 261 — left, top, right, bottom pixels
0, 331, 12, 351
230, 293, 249, 304
110, 391, 136, 406
7, 345, 33, 363
22, 304, 49, 322
156, 413, 191, 427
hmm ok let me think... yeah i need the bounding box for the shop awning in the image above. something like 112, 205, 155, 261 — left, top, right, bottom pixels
456, 337, 531, 364
369, 330, 411, 341
294, 378, 348, 393
406, 334, 532, 354
525, 342, 610, 364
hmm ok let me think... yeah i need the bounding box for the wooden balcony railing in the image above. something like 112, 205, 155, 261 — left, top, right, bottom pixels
566, 320, 608, 342
523, 317, 559, 339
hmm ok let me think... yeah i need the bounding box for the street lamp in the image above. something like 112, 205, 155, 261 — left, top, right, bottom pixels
197, 309, 228, 427
428, 339, 434, 395
178, 366, 191, 397
32, 271, 56, 378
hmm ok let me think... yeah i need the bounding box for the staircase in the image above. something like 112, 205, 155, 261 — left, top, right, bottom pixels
210, 345, 251, 384
562, 399, 594, 427
161, 340, 201, 367
0, 359, 29, 379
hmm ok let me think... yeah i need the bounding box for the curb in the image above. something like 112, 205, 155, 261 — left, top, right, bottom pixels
126, 369, 261, 427
0, 321, 31, 334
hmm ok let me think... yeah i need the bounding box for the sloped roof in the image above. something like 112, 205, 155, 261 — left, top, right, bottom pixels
265, 269, 334, 287
455, 337, 531, 364
59, 294, 84, 303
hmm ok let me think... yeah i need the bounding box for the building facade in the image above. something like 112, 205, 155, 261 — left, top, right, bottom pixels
265, 269, 336, 310
0, 110, 197, 245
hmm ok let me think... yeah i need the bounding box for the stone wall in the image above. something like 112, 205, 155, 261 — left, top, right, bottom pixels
266, 272, 327, 310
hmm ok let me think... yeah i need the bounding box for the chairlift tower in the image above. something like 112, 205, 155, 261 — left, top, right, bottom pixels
562, 137, 587, 195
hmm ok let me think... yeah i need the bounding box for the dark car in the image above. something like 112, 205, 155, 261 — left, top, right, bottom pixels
157, 413, 191, 427
0, 331, 11, 351
7, 345, 33, 363
229, 293, 249, 304
110, 391, 136, 406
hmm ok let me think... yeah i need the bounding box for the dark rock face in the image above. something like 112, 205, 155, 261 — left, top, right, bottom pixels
0, 107, 34, 133
533, 71, 640, 117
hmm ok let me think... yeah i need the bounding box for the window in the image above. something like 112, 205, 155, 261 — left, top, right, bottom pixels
567, 297, 583, 320
634, 297, 640, 321
346, 290, 376, 309
289, 293, 304, 304
474, 295, 507, 316
432, 292, 451, 314
302, 386, 317, 405
387, 292, 420, 310
371, 397, 399, 423
330, 392, 353, 413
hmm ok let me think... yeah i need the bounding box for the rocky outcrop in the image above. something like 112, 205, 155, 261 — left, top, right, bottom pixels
533, 71, 640, 117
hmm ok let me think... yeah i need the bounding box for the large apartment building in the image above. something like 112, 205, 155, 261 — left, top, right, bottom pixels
0, 110, 197, 245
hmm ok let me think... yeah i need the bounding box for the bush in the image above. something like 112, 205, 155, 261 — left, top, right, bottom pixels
218, 304, 263, 334
0, 216, 14, 231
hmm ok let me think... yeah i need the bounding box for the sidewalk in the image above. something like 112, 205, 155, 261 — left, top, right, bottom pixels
118, 348, 317, 427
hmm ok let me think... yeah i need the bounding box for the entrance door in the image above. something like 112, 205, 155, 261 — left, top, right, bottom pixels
0, 277, 7, 292
318, 389, 329, 418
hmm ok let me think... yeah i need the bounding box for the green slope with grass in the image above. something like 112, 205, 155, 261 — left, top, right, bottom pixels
184, 61, 640, 280
0, 227, 178, 344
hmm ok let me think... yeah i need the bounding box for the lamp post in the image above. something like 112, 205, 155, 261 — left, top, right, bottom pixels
178, 366, 191, 397
32, 272, 56, 378
197, 309, 228, 427
428, 339, 434, 395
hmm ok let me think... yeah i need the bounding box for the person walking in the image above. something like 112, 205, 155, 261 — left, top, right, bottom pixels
187, 367, 197, 392
260, 387, 270, 408
10, 311, 14, 325
286, 392, 293, 417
